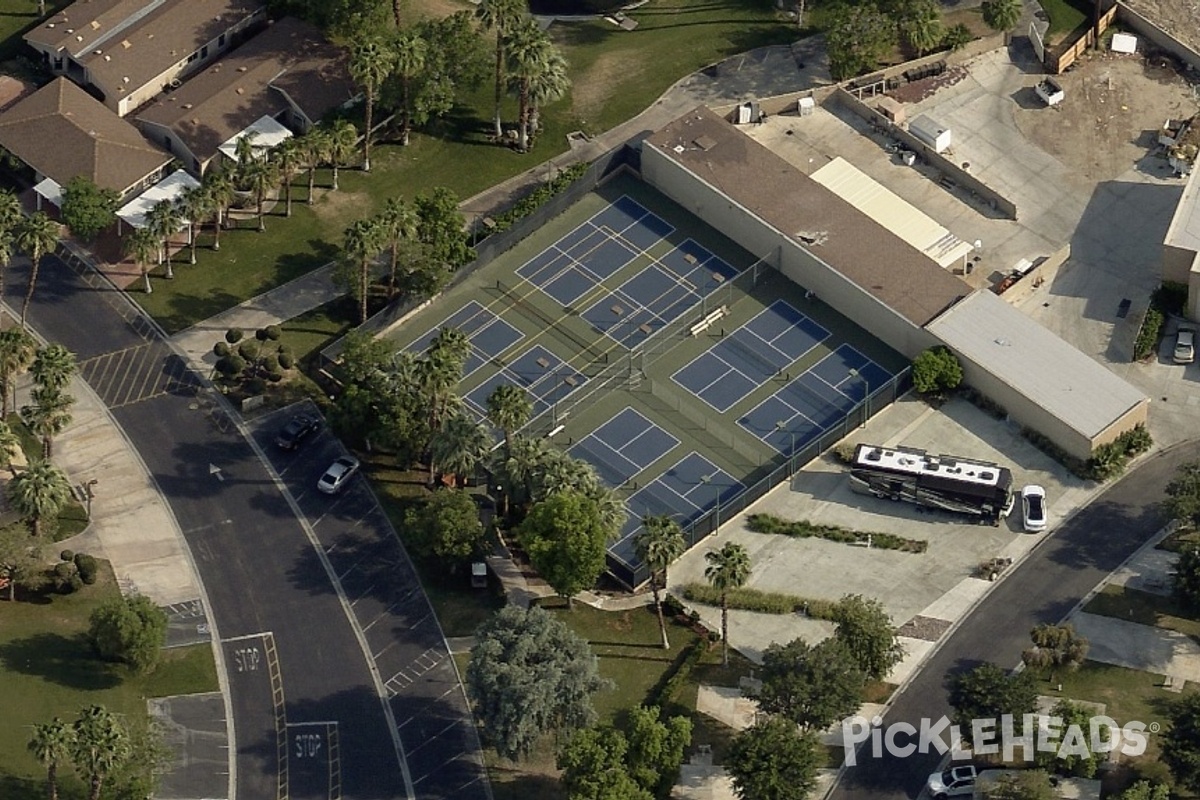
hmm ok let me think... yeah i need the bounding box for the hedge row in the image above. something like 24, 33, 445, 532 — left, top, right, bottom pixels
679, 582, 839, 620
746, 513, 927, 553
1023, 423, 1153, 482
488, 163, 590, 234
1133, 307, 1164, 361
647, 636, 707, 710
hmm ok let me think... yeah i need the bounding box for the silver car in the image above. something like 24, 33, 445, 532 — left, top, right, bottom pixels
1175, 328, 1195, 364
318, 456, 360, 494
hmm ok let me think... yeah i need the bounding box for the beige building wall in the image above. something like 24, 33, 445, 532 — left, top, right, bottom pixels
641, 144, 939, 359
1164, 244, 1196, 285
1089, 400, 1150, 451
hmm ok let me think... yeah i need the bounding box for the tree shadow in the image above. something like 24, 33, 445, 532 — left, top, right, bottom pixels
0, 632, 123, 690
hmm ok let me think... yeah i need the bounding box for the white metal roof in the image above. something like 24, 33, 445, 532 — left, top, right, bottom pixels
927, 290, 1148, 439
810, 157, 974, 268
116, 169, 200, 229
217, 114, 293, 162
33, 177, 61, 207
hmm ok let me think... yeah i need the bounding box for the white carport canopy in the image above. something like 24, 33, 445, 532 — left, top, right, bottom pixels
810, 157, 975, 269
218, 115, 293, 162
116, 169, 200, 230
33, 177, 62, 209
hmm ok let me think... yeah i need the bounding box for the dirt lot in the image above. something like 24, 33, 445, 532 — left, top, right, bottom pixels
1013, 50, 1198, 183
1124, 0, 1200, 55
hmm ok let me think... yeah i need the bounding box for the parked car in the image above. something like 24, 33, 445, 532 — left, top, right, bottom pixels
1021, 484, 1048, 533
317, 456, 360, 494
1174, 327, 1195, 364
275, 414, 320, 450
927, 766, 977, 800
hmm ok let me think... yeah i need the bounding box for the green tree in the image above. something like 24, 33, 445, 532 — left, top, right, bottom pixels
338, 216, 385, 324
377, 196, 418, 297
492, 433, 552, 509
404, 488, 484, 564
0, 521, 44, 601
15, 212, 60, 329
983, 771, 1056, 800
705, 542, 751, 665
419, 326, 471, 483
24, 386, 74, 458
726, 716, 823, 800
144, 198, 182, 279
1165, 462, 1200, 529
0, 419, 22, 477
175, 184, 211, 264
200, 169, 234, 251
241, 156, 280, 233
519, 490, 611, 607
635, 515, 686, 650
944, 22, 974, 51
533, 449, 598, 501
466, 605, 609, 761
326, 119, 360, 191
626, 704, 692, 796
1164, 691, 1200, 792
504, 19, 556, 152
486, 384, 532, 458
414, 186, 473, 279
349, 36, 395, 170
899, 0, 945, 55
1117, 782, 1170, 800
88, 593, 169, 674
0, 326, 35, 417
526, 50, 569, 149
59, 176, 118, 242
912, 345, 963, 395
8, 460, 71, 538
28, 716, 74, 800
754, 637, 866, 730
123, 226, 160, 294
947, 663, 1037, 746
1021, 623, 1089, 683
1175, 546, 1200, 612
395, 12, 490, 134
982, 0, 1022, 32
295, 127, 330, 205
825, 3, 898, 80
832, 593, 904, 681
1034, 700, 1102, 777
70, 705, 130, 800
31, 343, 77, 395
390, 29, 426, 147
476, 0, 527, 140
557, 726, 652, 800
430, 413, 492, 483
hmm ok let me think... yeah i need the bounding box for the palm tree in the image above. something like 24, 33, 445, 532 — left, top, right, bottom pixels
476, 0, 527, 141
587, 483, 624, 534
527, 51, 569, 149
430, 413, 492, 484
505, 20, 555, 152
327, 120, 359, 191
981, 0, 1022, 32
349, 37, 395, 171
31, 344, 76, 395
636, 516, 687, 649
8, 459, 71, 537
201, 170, 234, 249
901, 0, 945, 56
342, 217, 385, 324
0, 226, 14, 320
296, 128, 330, 204
25, 387, 74, 458
28, 717, 74, 800
123, 227, 160, 294
0, 327, 35, 417
704, 542, 751, 666
485, 383, 531, 457
377, 196, 417, 296
14, 212, 59, 329
0, 419, 21, 477
241, 158, 280, 232
493, 433, 551, 512
175, 185, 211, 264
70, 705, 130, 800
270, 138, 304, 217
391, 29, 426, 147
0, 188, 21, 306
534, 449, 597, 500
419, 327, 471, 485
144, 199, 182, 279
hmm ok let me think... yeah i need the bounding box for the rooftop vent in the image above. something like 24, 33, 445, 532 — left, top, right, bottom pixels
672, 144, 684, 154
122, 76, 129, 83
90, 21, 100, 30
693, 135, 717, 151
93, 49, 101, 54
236, 87, 244, 94
121, 40, 130, 49
65, 28, 73, 33
796, 230, 828, 246
103, 54, 110, 61
183, 103, 193, 110
237, 66, 248, 72
46, 23, 54, 28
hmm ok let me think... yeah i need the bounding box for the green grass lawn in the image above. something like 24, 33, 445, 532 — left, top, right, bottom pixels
1159, 526, 1200, 554
1048, 661, 1174, 760
0, 0, 71, 63
7, 416, 92, 541
0, 563, 218, 794
1039, 0, 1092, 41
1084, 584, 1200, 642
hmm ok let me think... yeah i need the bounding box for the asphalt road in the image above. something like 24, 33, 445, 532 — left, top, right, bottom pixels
12, 254, 487, 800
831, 442, 1198, 800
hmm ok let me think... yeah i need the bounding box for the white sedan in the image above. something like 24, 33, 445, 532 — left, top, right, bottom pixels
318, 456, 360, 494
1021, 485, 1047, 533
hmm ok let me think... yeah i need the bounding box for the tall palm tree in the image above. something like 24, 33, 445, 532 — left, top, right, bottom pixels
144, 199, 182, 279
534, 449, 597, 500
0, 418, 21, 477
31, 344, 76, 395
0, 327, 35, 417
349, 37, 395, 171
900, 0, 945, 56
587, 483, 624, 535
430, 413, 492, 484
485, 383, 531, 457
241, 158, 280, 233
270, 138, 304, 218
0, 225, 14, 316
476, 0, 527, 141
377, 196, 417, 296
420, 327, 471, 485
493, 433, 551, 512
70, 705, 130, 800
14, 212, 59, 330
341, 217, 385, 324
704, 542, 751, 666
201, 170, 234, 249
0, 188, 21, 306
981, 0, 1022, 32
175, 185, 211, 264
123, 227, 160, 294
391, 29, 426, 147
25, 387, 74, 458
7, 459, 71, 537
327, 120, 359, 192
636, 516, 687, 649
527, 51, 569, 149
505, 21, 555, 152
296, 128, 330, 204
28, 717, 74, 800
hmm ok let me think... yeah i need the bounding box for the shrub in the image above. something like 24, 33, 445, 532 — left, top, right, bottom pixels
943, 22, 973, 51
267, 370, 284, 383
277, 352, 295, 370
1022, 428, 1090, 479
488, 163, 590, 234
245, 377, 267, 395
1118, 424, 1153, 456
1153, 281, 1188, 317
746, 513, 928, 553
74, 553, 98, 585
1133, 307, 1164, 361
912, 346, 963, 395
60, 549, 74, 562
648, 637, 707, 710
225, 327, 244, 344
53, 561, 78, 593
237, 341, 260, 361
679, 582, 840, 619
833, 442, 857, 464
263, 325, 281, 341
961, 386, 1008, 420
217, 355, 246, 376
259, 353, 279, 373
213, 341, 230, 358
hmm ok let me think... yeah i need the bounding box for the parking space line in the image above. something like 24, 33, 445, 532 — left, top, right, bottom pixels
402, 720, 461, 758
109, 345, 149, 405
362, 603, 400, 632
121, 344, 162, 406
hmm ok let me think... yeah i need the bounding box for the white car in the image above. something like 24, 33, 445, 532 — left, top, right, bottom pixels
1175, 327, 1195, 364
318, 456, 360, 494
1021, 484, 1047, 533
927, 765, 977, 799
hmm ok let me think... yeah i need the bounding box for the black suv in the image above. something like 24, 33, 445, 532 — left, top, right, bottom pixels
275, 414, 320, 450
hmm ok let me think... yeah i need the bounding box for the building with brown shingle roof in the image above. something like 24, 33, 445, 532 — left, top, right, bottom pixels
0, 77, 171, 200
24, 0, 266, 117
136, 16, 355, 174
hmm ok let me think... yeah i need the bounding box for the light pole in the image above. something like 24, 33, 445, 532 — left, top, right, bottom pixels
701, 473, 721, 532
775, 420, 796, 475
85, 479, 99, 518
848, 368, 868, 428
